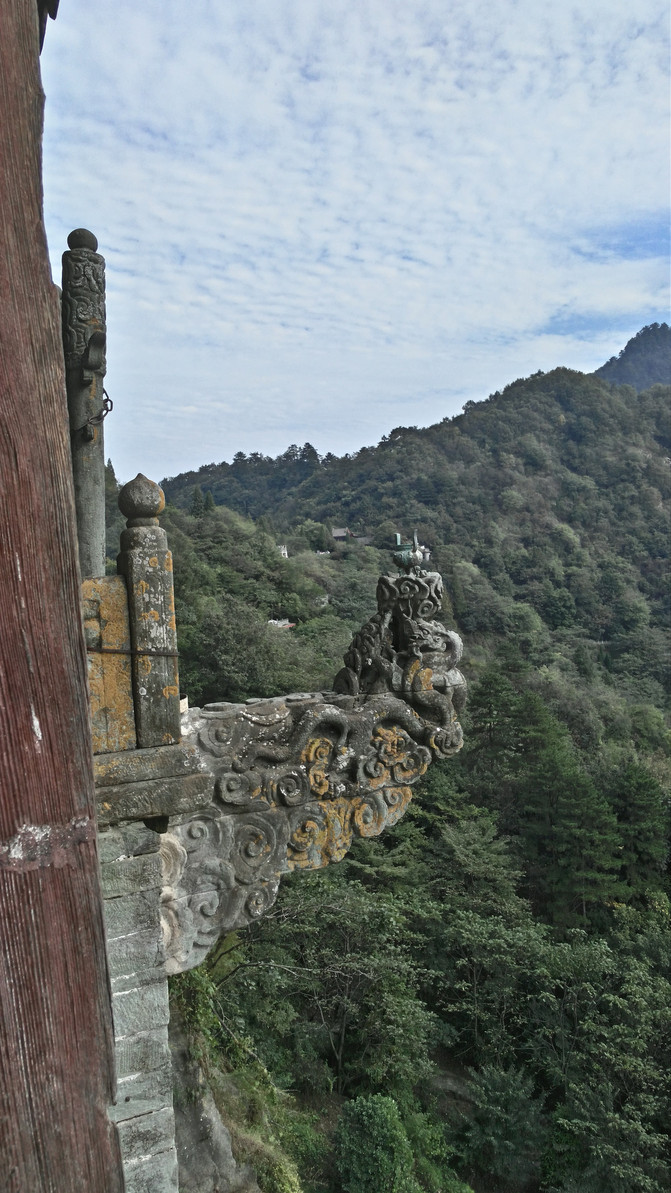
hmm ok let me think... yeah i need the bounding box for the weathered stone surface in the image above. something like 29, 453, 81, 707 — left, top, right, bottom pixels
62, 232, 108, 579
112, 980, 169, 1038
123, 1149, 179, 1193
104, 888, 163, 939
115, 1060, 174, 1110
98, 824, 162, 864
97, 770, 214, 827
84, 575, 136, 753
160, 564, 467, 973
106, 926, 165, 979
115, 1029, 170, 1079
117, 475, 180, 748
95, 743, 207, 788
111, 965, 167, 998
116, 1106, 175, 1161
171, 1013, 261, 1193
101, 852, 163, 898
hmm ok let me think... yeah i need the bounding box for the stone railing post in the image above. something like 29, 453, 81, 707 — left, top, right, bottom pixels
61, 228, 108, 579
117, 474, 181, 748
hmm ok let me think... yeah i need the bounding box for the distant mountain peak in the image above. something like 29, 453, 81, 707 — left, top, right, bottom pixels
594, 322, 671, 389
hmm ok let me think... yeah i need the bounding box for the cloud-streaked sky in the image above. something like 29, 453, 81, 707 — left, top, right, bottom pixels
41, 1, 669, 482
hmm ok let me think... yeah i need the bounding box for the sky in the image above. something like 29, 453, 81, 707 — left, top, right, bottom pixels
41, 1, 669, 483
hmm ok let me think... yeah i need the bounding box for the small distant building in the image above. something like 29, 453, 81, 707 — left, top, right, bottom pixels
267, 618, 295, 629
278, 544, 288, 558
332, 527, 349, 541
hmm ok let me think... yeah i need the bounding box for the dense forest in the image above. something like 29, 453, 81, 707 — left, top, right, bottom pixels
108, 326, 670, 1193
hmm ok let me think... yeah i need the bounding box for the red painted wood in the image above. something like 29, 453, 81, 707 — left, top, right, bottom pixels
0, 3, 124, 1188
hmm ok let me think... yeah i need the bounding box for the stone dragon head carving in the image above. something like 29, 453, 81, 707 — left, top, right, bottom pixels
160, 561, 466, 974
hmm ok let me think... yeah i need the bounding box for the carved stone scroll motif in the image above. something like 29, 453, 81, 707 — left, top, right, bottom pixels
61, 229, 107, 373
161, 567, 466, 974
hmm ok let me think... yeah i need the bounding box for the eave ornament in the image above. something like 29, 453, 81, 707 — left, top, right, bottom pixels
161, 560, 466, 973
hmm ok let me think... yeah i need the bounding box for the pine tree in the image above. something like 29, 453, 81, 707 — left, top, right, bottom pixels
513, 695, 621, 928
604, 762, 669, 899
190, 484, 205, 517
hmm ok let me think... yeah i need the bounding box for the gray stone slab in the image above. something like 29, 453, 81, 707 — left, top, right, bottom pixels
116, 1028, 170, 1078
109, 1094, 171, 1125
101, 851, 162, 897
111, 963, 167, 997
112, 979, 169, 1037
95, 743, 206, 788
97, 771, 213, 827
103, 888, 162, 940
98, 824, 161, 864
107, 926, 165, 979
116, 1106, 175, 1164
123, 1147, 179, 1193
115, 1059, 173, 1109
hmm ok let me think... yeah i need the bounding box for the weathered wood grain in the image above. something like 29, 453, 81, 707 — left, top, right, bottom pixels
0, 2, 123, 1187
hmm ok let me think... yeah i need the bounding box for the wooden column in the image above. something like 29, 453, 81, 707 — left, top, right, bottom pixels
0, 2, 123, 1189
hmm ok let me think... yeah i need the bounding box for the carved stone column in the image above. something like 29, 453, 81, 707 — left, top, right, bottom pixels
61, 227, 108, 578
117, 474, 181, 748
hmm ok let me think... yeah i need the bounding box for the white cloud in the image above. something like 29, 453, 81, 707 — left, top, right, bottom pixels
40, 0, 669, 481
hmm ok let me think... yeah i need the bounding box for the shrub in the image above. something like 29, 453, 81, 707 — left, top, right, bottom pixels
334, 1095, 420, 1193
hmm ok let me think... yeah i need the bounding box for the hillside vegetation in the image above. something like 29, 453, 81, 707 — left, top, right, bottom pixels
108, 332, 670, 1192
595, 322, 671, 389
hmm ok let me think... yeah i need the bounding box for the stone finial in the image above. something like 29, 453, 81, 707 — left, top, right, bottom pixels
119, 474, 166, 525
67, 228, 98, 252
117, 474, 179, 749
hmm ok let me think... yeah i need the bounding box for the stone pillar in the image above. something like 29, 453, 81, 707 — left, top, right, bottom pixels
62, 227, 108, 579
117, 474, 181, 748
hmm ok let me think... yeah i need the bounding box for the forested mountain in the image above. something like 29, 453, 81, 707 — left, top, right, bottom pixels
594, 322, 671, 389
108, 338, 670, 1193
161, 326, 671, 525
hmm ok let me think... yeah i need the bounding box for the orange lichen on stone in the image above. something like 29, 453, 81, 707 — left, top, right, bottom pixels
286, 796, 354, 870
82, 576, 136, 754
301, 736, 334, 796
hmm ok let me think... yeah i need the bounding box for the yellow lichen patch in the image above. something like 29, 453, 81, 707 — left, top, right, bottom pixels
382, 786, 413, 827
352, 786, 413, 838
82, 576, 136, 754
416, 666, 434, 691
163, 685, 179, 699
137, 579, 149, 595
164, 553, 173, 572
405, 658, 421, 685
286, 797, 353, 870
301, 736, 333, 796
140, 609, 160, 621
365, 725, 429, 788
148, 556, 159, 568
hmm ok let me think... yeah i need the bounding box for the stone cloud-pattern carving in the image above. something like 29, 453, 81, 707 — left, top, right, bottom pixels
161, 568, 466, 973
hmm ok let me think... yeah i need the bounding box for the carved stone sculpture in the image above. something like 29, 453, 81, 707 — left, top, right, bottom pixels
160, 564, 466, 973
62, 228, 109, 578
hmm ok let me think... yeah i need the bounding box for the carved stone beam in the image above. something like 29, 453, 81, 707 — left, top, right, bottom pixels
160, 569, 467, 974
